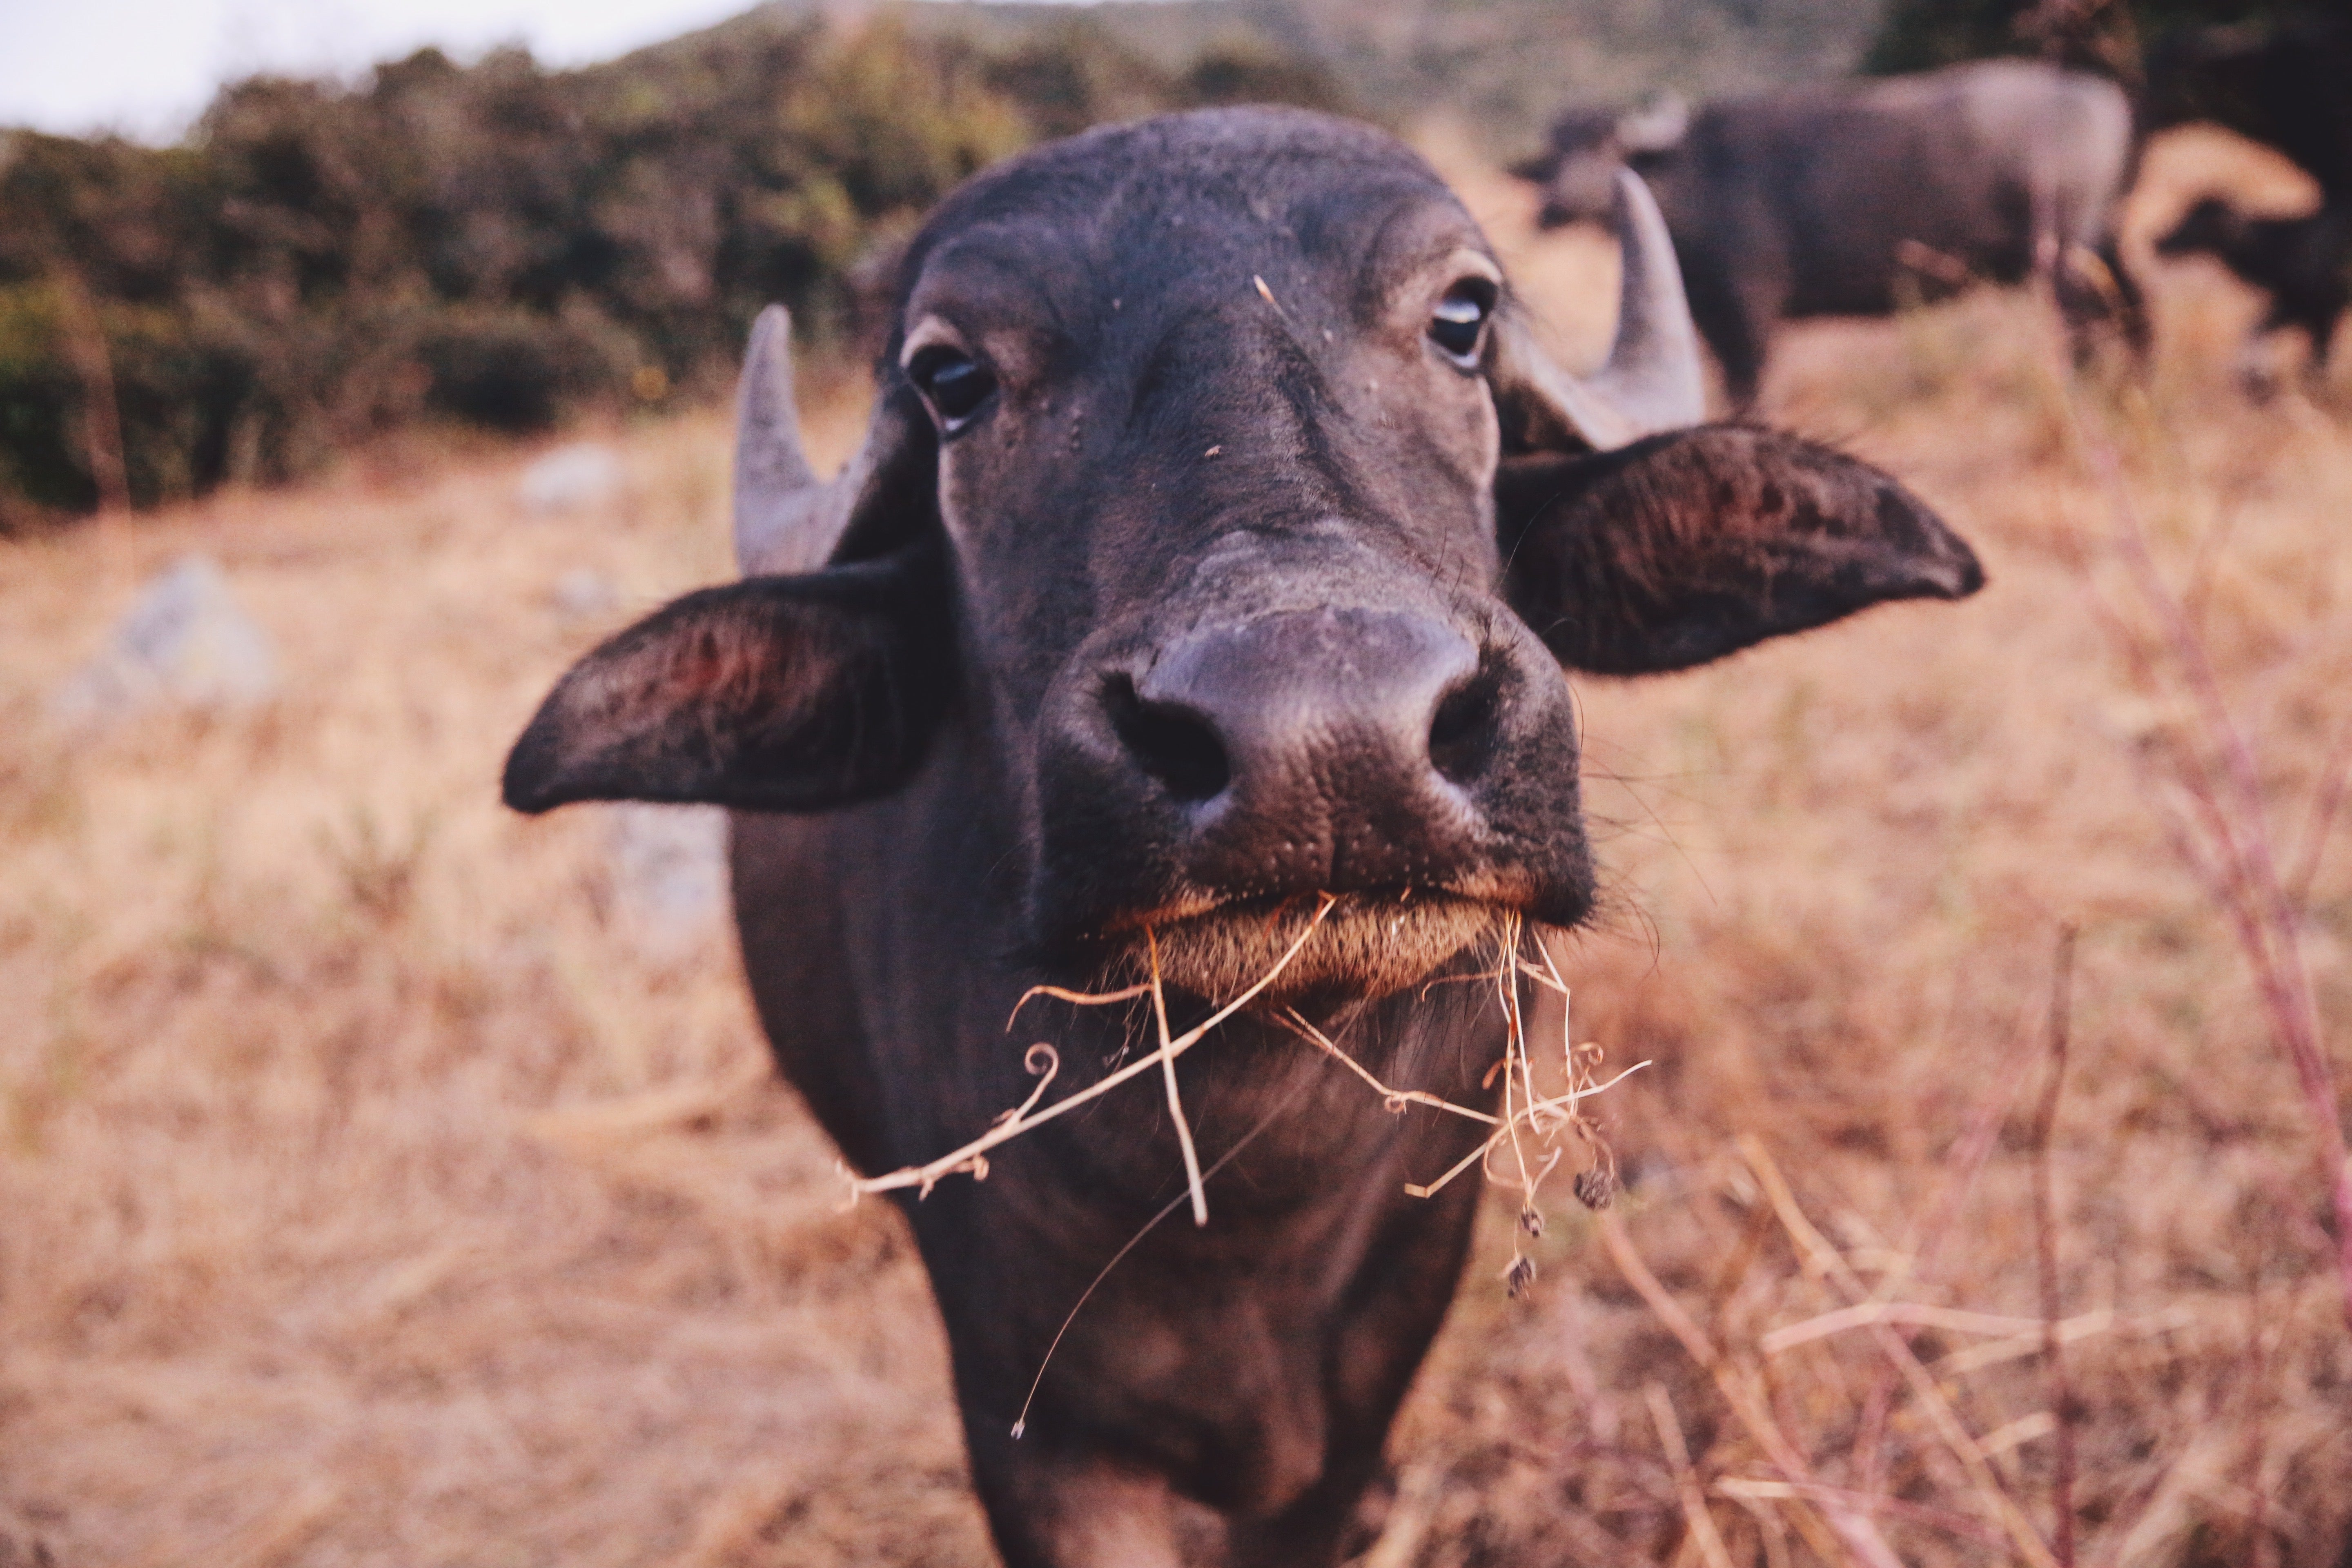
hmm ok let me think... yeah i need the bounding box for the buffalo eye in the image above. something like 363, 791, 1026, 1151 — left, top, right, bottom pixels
1428, 279, 1496, 368
907, 345, 997, 432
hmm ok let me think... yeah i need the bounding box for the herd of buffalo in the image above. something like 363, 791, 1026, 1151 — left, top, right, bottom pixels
500, 20, 2345, 1568
1518, 14, 2351, 396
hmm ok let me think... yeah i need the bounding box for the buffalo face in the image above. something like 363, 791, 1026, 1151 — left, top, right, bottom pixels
1523, 98, 1688, 231
503, 108, 1980, 1008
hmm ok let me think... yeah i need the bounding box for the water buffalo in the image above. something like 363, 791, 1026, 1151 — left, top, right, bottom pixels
503, 107, 1982, 1567
1517, 61, 2146, 404
2157, 194, 2350, 394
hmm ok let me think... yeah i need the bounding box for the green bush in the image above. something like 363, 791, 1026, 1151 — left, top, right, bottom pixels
0, 15, 1349, 527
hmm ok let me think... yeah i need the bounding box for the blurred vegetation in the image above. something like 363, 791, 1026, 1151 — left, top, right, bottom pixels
2, 0, 1971, 529
0, 13, 1346, 528
706, 0, 1881, 161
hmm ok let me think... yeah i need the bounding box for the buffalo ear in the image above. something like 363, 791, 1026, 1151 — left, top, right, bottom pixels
1499, 424, 1983, 676
502, 551, 949, 813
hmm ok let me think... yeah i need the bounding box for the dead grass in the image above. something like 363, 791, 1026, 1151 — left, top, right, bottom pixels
4, 127, 2351, 1566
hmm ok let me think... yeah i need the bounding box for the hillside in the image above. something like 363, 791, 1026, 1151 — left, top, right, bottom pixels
674, 0, 1881, 149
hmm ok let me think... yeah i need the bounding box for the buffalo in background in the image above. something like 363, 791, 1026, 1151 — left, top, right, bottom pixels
1517, 60, 2145, 405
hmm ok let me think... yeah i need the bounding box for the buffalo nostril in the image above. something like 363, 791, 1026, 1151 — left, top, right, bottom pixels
1428, 668, 1504, 786
1105, 675, 1230, 802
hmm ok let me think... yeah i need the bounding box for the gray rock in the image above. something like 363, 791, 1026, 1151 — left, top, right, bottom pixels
606, 803, 729, 954
52, 554, 279, 724
517, 443, 624, 515
550, 568, 621, 619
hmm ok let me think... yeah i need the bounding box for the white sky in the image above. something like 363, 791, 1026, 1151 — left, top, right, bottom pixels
0, 0, 1029, 142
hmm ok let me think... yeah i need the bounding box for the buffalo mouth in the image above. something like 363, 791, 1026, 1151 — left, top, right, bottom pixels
1088, 887, 1524, 1010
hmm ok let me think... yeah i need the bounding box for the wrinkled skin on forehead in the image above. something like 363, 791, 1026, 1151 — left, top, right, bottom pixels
893, 115, 1507, 615
503, 107, 1982, 1568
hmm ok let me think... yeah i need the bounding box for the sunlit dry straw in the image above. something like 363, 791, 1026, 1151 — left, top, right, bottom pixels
1276, 916, 1644, 1296
857, 895, 1665, 1448
1648, 1382, 1737, 1568
2038, 313, 2352, 1337
1761, 1301, 2129, 1358
1595, 1210, 1907, 1568
1712, 1481, 2011, 1555
849, 898, 1648, 1229
1143, 928, 1211, 1227
1737, 1135, 2061, 1568
846, 896, 1336, 1202
1272, 1004, 1648, 1205
2031, 927, 2080, 1568
1272, 918, 1643, 1227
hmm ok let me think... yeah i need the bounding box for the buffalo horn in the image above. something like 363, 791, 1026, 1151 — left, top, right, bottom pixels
1504, 169, 1706, 452
1583, 169, 1707, 438
732, 305, 843, 577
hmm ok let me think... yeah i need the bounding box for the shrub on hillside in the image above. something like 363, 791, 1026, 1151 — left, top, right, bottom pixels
0, 16, 1348, 528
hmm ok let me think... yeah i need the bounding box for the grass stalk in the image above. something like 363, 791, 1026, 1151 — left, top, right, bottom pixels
2060, 397, 2352, 1334
1646, 1382, 1736, 1568
851, 898, 1335, 1200
1145, 928, 1209, 1227
1595, 1211, 1906, 1568
2029, 926, 2079, 1568
1739, 1136, 2061, 1568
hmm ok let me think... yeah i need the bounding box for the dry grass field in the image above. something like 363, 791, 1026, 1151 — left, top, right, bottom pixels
4, 127, 2350, 1568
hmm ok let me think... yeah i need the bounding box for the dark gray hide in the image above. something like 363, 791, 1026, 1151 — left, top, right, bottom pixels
505, 108, 1982, 1568
2156, 195, 2351, 394
1518, 60, 2146, 404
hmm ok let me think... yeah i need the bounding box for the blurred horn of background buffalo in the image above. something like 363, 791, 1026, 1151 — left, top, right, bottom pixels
1515, 60, 2147, 406
502, 107, 1980, 1568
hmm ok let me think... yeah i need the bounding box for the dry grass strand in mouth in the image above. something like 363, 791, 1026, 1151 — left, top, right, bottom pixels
1272, 915, 1646, 1294
845, 895, 1337, 1205
1146, 926, 1209, 1227
980, 905, 1650, 1439
851, 896, 1648, 1305
1119, 889, 1507, 1004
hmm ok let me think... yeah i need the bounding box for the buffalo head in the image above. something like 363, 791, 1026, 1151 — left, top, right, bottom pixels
504, 107, 1978, 1010
1519, 92, 1691, 230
